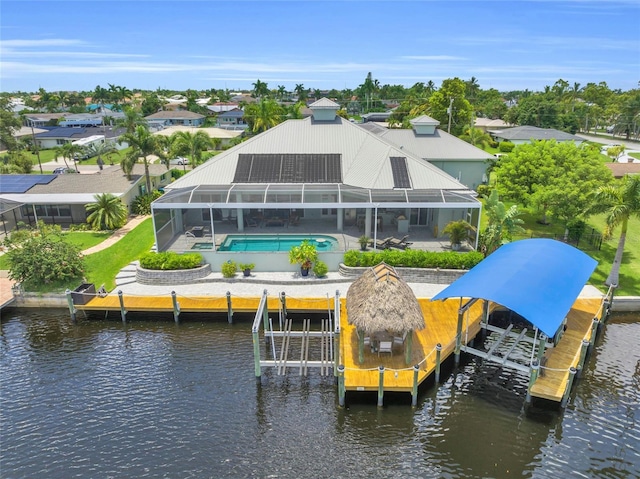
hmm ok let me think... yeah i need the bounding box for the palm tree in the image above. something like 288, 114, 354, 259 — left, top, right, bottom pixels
277, 85, 287, 99
85, 141, 120, 168
459, 127, 492, 148
117, 106, 145, 134
85, 193, 128, 230
119, 125, 164, 193
585, 175, 640, 286
58, 142, 85, 170
246, 98, 284, 133
294, 84, 307, 102
93, 85, 111, 112
252, 79, 269, 99
480, 189, 525, 255
169, 130, 212, 168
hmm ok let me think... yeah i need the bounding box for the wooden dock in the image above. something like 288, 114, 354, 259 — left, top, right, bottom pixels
529, 297, 604, 402
0, 277, 17, 310
339, 297, 484, 392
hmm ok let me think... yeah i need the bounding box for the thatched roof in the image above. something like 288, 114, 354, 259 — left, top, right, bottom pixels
346, 263, 425, 335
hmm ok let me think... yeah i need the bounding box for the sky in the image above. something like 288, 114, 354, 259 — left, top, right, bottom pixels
1, 0, 639, 94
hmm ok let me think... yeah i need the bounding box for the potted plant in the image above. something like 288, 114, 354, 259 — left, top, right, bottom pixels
442, 220, 473, 251
358, 235, 370, 251
289, 240, 318, 277
238, 262, 255, 277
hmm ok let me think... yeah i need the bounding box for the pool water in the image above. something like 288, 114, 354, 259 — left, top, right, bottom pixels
218, 234, 338, 252
191, 242, 213, 250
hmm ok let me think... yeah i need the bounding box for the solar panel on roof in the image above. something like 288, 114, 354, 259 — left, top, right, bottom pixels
390, 157, 411, 189
0, 175, 56, 194
234, 154, 342, 183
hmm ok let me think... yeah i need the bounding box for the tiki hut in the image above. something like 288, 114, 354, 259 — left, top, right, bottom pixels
346, 263, 425, 364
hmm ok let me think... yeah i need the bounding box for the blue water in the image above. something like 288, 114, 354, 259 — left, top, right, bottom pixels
218, 234, 339, 252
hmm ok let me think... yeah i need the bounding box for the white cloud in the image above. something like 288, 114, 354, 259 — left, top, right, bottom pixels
0, 39, 86, 47
400, 56, 467, 61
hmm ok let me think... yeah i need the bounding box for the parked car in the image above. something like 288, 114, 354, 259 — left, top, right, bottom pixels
169, 157, 188, 165
53, 167, 78, 174
606, 125, 615, 134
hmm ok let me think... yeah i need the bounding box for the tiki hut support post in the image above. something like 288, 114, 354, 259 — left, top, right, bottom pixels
337, 365, 346, 407
404, 331, 413, 365
526, 359, 540, 404
411, 364, 420, 407
171, 291, 180, 324
377, 366, 385, 408
358, 329, 365, 364
435, 343, 442, 383
65, 289, 77, 323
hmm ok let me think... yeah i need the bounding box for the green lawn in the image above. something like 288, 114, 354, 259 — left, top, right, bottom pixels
629, 152, 640, 160
64, 231, 113, 250
83, 218, 155, 291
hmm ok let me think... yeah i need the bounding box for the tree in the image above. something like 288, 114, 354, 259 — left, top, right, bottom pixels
85, 141, 120, 168
494, 140, 613, 227
427, 78, 473, 136
86, 193, 128, 230
0, 98, 22, 151
359, 72, 377, 112
607, 145, 625, 162
169, 130, 212, 168
585, 175, 640, 286
119, 125, 164, 193
252, 79, 269, 99
459, 127, 492, 149
294, 84, 308, 102
613, 90, 640, 140
3, 222, 84, 287
244, 98, 284, 133
93, 85, 111, 112
479, 189, 525, 255
117, 106, 145, 134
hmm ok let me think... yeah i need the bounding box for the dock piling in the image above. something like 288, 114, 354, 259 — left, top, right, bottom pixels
226, 291, 233, 324
337, 365, 345, 407
578, 339, 590, 377
65, 289, 77, 323
377, 366, 385, 408
589, 318, 599, 350
561, 367, 578, 407
411, 364, 420, 407
526, 359, 540, 404
435, 343, 442, 383
118, 290, 127, 323
333, 329, 340, 377
454, 311, 463, 366
171, 291, 180, 324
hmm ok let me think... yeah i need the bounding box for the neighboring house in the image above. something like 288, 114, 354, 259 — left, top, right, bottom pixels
144, 110, 206, 127
151, 98, 481, 266
24, 113, 67, 127
216, 108, 247, 129
361, 112, 392, 123
33, 126, 126, 149
605, 162, 640, 179
206, 102, 239, 114
153, 125, 243, 148
474, 118, 508, 132
489, 125, 584, 145
360, 115, 494, 190
0, 164, 172, 231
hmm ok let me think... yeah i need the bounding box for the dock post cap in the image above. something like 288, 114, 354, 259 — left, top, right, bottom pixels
378, 365, 385, 371
436, 343, 442, 350
337, 364, 345, 372
413, 364, 420, 371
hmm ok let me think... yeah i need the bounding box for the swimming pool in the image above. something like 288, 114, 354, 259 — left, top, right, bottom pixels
218, 234, 339, 252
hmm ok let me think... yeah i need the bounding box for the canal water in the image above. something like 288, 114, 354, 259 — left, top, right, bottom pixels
1, 309, 638, 478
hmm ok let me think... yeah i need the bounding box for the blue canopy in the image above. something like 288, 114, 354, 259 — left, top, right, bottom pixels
432, 239, 597, 337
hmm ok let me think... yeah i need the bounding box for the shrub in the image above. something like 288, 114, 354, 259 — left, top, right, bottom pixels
132, 191, 163, 215
139, 251, 203, 270
221, 260, 237, 278
68, 223, 92, 232
476, 184, 491, 197
313, 260, 328, 278
343, 250, 483, 270
499, 141, 515, 153
5, 229, 84, 286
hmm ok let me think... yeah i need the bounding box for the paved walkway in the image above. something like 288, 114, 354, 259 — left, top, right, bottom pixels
82, 215, 150, 255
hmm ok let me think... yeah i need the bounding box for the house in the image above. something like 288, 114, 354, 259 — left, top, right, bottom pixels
23, 113, 67, 128
361, 112, 392, 123
144, 110, 206, 127
216, 108, 247, 129
489, 125, 584, 145
151, 98, 481, 271
474, 118, 508, 132
604, 162, 640, 179
359, 115, 494, 190
0, 164, 172, 231
206, 102, 239, 114
33, 126, 126, 150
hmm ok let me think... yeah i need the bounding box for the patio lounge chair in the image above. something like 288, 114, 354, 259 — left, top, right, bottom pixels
370, 237, 393, 249
388, 235, 412, 249
244, 217, 259, 228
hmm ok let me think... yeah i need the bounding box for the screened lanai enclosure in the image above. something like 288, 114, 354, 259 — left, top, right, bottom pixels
151, 183, 481, 272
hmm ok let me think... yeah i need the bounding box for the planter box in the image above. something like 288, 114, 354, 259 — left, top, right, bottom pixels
72, 283, 95, 305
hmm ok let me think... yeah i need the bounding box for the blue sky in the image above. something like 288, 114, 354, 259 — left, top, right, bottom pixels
1, 0, 639, 93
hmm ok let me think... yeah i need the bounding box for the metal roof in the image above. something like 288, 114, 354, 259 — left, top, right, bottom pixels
432, 239, 597, 337
489, 125, 583, 142
166, 116, 472, 192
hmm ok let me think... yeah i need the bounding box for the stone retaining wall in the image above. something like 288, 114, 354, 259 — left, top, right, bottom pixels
136, 263, 212, 285
338, 263, 467, 284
